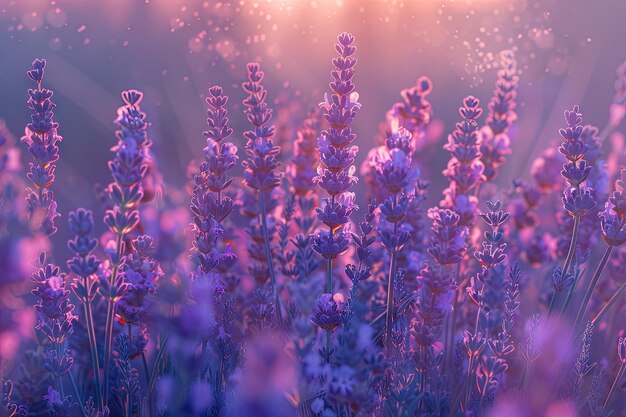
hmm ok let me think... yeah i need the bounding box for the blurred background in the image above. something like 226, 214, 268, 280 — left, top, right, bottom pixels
0, 0, 625, 254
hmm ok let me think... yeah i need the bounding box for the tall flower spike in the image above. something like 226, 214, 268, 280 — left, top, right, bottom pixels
241, 63, 282, 192
241, 62, 285, 329
387, 76, 433, 151
555, 106, 596, 281
21, 59, 61, 236
101, 89, 153, 407
481, 50, 518, 181
442, 96, 484, 226
312, 31, 360, 268
312, 32, 360, 361
190, 86, 238, 273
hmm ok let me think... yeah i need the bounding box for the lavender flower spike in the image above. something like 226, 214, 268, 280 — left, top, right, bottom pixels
480, 50, 518, 181
21, 59, 62, 236
102, 89, 153, 407
311, 32, 360, 360
191, 86, 238, 273
556, 106, 596, 285
241, 62, 285, 328
442, 96, 484, 227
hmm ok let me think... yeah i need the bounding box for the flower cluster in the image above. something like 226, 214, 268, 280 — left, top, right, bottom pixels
442, 96, 484, 226
21, 59, 61, 236
311, 292, 348, 331
386, 76, 433, 149
286, 109, 320, 197
190, 86, 238, 273
600, 169, 626, 247
100, 89, 155, 408
312, 32, 360, 285
480, 50, 518, 181
412, 208, 466, 347
558, 106, 596, 217
32, 253, 76, 345
117, 236, 161, 326
5, 35, 626, 417
241, 63, 282, 192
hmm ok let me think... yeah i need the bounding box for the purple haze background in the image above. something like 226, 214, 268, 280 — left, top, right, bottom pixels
0, 1, 625, 416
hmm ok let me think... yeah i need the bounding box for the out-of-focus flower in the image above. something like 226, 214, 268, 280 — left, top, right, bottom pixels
21, 59, 61, 236
441, 96, 484, 226
480, 50, 518, 181
599, 170, 626, 247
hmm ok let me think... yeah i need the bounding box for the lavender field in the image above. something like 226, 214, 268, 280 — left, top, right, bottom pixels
0, 1, 625, 416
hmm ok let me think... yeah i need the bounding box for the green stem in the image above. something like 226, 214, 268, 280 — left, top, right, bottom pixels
324, 195, 336, 362
142, 352, 151, 384
69, 372, 86, 416
384, 196, 399, 351
592, 281, 626, 326
556, 215, 582, 317
385, 229, 398, 350
572, 245, 613, 336
602, 363, 625, 415
56, 343, 65, 398
562, 215, 581, 277
82, 276, 102, 409
547, 291, 558, 316
103, 233, 124, 406
258, 190, 284, 331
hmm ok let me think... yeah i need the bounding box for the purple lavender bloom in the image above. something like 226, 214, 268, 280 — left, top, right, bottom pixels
413, 208, 466, 349
600, 170, 626, 247
1, 379, 28, 417
372, 128, 419, 195
286, 109, 320, 197
101, 89, 154, 407
313, 32, 360, 197
117, 235, 161, 326
552, 267, 575, 293
427, 208, 468, 266
21, 59, 61, 236
241, 63, 282, 192
385, 76, 434, 157
312, 32, 360, 282
388, 76, 432, 134
480, 50, 518, 181
31, 254, 77, 344
103, 90, 152, 238
553, 106, 597, 288
442, 96, 484, 226
474, 200, 509, 270
67, 209, 100, 280
43, 386, 80, 417
310, 292, 348, 331
191, 86, 238, 273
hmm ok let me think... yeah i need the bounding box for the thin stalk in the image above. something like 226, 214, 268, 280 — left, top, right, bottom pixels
142, 352, 151, 384
324, 195, 336, 361
56, 343, 65, 398
602, 363, 625, 414
82, 275, 102, 408
145, 335, 169, 405
69, 372, 86, 416
572, 245, 613, 337
556, 215, 582, 317
560, 268, 583, 318
547, 291, 558, 316
592, 281, 626, 326
103, 232, 124, 406
384, 195, 398, 351
258, 189, 284, 330
562, 215, 581, 277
